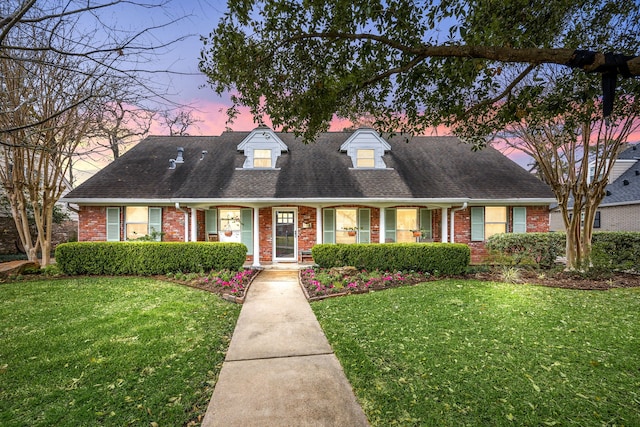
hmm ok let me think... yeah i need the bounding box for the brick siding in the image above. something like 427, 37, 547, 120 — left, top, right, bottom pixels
77, 204, 550, 265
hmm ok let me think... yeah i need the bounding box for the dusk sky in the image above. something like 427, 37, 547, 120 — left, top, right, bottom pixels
82, 0, 638, 178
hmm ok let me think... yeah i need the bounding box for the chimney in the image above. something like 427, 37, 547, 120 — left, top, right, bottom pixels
176, 147, 184, 163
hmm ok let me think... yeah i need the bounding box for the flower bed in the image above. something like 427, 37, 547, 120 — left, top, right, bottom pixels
165, 268, 259, 300
300, 267, 432, 300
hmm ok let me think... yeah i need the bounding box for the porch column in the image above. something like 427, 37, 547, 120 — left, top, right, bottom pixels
441, 207, 448, 243
190, 208, 197, 242
379, 208, 386, 243
252, 207, 261, 267
316, 207, 322, 244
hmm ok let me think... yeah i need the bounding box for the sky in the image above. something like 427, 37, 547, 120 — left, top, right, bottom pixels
74, 0, 639, 180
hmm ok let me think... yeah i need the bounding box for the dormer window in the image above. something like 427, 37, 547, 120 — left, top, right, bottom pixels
237, 127, 288, 169
253, 149, 272, 168
340, 128, 391, 169
356, 149, 375, 168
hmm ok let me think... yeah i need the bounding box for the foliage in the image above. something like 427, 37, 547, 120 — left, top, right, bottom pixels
591, 232, 640, 273
54, 242, 247, 275
487, 231, 640, 272
486, 232, 565, 269
168, 268, 258, 297
300, 267, 430, 298
312, 280, 640, 426
311, 243, 470, 275
0, 277, 241, 426
200, 1, 640, 142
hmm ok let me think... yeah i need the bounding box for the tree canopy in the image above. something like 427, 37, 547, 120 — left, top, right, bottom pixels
200, 0, 640, 142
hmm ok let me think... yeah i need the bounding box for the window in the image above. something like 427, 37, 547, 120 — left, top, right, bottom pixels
106, 207, 120, 241
125, 207, 162, 240
384, 208, 432, 243
593, 211, 601, 228
356, 149, 375, 168
253, 149, 272, 168
217, 208, 253, 253
471, 206, 510, 241
323, 208, 370, 244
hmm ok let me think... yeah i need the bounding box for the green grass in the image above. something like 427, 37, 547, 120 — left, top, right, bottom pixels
312, 280, 640, 426
0, 277, 240, 426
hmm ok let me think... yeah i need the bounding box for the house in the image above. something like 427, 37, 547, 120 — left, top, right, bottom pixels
62, 128, 555, 265
549, 143, 640, 232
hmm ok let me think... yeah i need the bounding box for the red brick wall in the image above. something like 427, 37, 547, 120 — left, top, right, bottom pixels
258, 207, 273, 263
78, 206, 111, 241
77, 204, 550, 265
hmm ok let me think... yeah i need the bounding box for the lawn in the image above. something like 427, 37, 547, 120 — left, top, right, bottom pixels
312, 279, 640, 426
0, 277, 241, 426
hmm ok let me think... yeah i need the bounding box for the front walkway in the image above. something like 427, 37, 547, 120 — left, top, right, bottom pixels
201, 269, 369, 426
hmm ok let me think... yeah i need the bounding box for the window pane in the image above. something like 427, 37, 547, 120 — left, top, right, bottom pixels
356, 149, 375, 167
254, 149, 272, 167
126, 206, 148, 223
485, 206, 507, 223
486, 223, 506, 238
336, 208, 357, 244
395, 209, 417, 243
126, 223, 148, 240
220, 209, 242, 231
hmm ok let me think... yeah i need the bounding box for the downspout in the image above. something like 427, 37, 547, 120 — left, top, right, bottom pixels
449, 202, 468, 243
175, 202, 189, 242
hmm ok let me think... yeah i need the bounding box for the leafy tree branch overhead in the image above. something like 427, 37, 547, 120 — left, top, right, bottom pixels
199, 0, 640, 142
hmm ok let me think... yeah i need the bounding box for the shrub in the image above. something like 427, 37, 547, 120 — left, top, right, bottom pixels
487, 231, 640, 273
311, 243, 470, 275
486, 233, 564, 269
55, 242, 247, 275
591, 232, 640, 273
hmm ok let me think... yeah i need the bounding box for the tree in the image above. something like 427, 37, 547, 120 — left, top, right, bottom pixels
0, 31, 95, 265
200, 0, 638, 141
200, 0, 640, 270
496, 69, 639, 270
0, 1, 188, 265
161, 109, 202, 136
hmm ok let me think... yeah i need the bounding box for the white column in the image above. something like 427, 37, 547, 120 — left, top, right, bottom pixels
379, 207, 386, 243
316, 207, 323, 244
450, 210, 455, 243
252, 207, 261, 267
441, 207, 448, 243
190, 208, 197, 242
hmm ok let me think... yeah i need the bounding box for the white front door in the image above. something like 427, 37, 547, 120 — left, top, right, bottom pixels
273, 208, 297, 262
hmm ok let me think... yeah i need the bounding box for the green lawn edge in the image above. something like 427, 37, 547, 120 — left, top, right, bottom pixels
312, 279, 640, 426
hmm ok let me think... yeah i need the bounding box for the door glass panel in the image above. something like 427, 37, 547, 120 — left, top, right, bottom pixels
275, 210, 295, 258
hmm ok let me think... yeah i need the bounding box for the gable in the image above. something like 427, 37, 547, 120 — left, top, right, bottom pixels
339, 128, 391, 169
237, 127, 288, 169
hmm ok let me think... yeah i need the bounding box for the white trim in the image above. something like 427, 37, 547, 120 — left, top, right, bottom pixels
190, 207, 197, 242
272, 207, 298, 262
62, 197, 555, 206
252, 207, 261, 267
441, 207, 448, 243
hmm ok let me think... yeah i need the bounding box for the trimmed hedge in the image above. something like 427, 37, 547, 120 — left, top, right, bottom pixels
486, 232, 565, 269
55, 242, 247, 275
486, 232, 640, 272
591, 232, 640, 272
311, 243, 470, 275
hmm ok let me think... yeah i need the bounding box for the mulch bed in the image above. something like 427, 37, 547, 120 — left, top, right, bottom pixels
472, 269, 640, 290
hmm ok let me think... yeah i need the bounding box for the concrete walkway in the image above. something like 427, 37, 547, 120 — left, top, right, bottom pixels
201, 269, 369, 427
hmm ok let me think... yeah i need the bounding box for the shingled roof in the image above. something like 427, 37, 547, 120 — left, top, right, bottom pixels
601, 143, 640, 206
63, 130, 554, 203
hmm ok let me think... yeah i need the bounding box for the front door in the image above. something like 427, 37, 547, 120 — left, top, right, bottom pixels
274, 208, 297, 262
